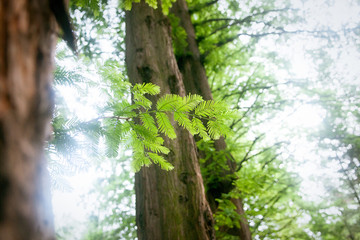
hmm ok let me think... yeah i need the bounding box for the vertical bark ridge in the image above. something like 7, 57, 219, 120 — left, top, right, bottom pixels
171, 0, 252, 239
125, 1, 215, 239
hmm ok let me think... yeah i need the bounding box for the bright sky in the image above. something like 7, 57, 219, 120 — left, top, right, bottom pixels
51, 0, 360, 236
285, 0, 359, 201
52, 170, 97, 238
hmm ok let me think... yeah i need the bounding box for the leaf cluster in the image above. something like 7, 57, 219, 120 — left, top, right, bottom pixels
122, 0, 176, 15
108, 83, 234, 171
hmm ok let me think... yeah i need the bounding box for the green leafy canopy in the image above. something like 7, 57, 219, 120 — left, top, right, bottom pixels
123, 0, 176, 15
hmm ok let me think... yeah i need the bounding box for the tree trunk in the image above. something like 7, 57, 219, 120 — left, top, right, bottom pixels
125, 1, 215, 239
0, 0, 56, 239
171, 0, 252, 239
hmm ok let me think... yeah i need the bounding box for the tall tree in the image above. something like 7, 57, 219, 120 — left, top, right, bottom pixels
125, 2, 215, 239
171, 0, 252, 238
0, 0, 72, 238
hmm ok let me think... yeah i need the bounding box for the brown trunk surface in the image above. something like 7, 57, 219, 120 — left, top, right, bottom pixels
0, 0, 56, 239
125, 1, 215, 239
171, 0, 252, 239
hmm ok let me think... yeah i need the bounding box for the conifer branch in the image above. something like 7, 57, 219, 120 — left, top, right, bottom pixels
97, 83, 234, 171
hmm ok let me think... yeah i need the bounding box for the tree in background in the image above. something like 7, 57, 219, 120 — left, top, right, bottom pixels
302, 46, 360, 239
125, 2, 217, 238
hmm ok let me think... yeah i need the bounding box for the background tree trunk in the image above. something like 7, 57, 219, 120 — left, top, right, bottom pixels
171, 0, 252, 239
0, 0, 56, 239
125, 1, 215, 239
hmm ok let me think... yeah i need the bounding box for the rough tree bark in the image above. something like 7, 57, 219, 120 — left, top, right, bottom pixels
125, 1, 215, 239
171, 0, 252, 239
0, 0, 57, 239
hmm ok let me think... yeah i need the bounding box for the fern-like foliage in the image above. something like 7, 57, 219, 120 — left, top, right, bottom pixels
52, 75, 233, 172
100, 83, 234, 172
155, 112, 177, 139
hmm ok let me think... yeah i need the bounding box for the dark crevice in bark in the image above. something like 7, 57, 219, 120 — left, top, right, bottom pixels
168, 75, 180, 94
0, 175, 9, 222
137, 66, 153, 83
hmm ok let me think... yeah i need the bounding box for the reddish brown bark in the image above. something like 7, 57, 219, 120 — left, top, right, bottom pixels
125, 1, 215, 239
171, 0, 252, 239
0, 0, 57, 239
